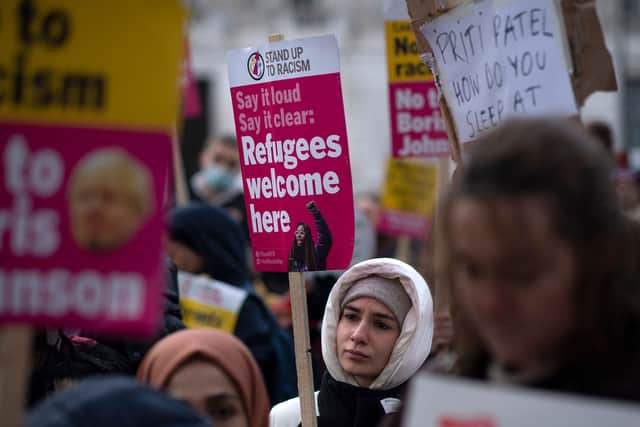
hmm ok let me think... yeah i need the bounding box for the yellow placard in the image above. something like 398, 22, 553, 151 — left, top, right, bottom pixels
381, 157, 438, 216
386, 20, 433, 83
0, 0, 185, 130
180, 298, 240, 333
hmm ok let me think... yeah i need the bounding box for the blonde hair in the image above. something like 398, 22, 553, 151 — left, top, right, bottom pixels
69, 148, 153, 217
68, 148, 153, 251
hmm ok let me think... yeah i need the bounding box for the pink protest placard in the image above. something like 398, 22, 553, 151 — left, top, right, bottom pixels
0, 123, 171, 336
389, 81, 449, 158
227, 35, 354, 272
385, 0, 449, 158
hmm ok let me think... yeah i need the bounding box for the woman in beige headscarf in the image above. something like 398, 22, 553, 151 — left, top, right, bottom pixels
137, 328, 270, 427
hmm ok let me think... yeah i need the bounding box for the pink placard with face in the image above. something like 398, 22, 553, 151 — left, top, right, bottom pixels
0, 123, 170, 336
227, 35, 354, 272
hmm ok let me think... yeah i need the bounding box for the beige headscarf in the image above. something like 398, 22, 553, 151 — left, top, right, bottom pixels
136, 329, 269, 427
322, 257, 434, 390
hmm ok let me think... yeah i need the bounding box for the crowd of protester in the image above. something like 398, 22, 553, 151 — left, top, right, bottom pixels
23, 116, 640, 427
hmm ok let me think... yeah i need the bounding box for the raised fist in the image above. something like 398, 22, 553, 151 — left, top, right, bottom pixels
306, 201, 317, 212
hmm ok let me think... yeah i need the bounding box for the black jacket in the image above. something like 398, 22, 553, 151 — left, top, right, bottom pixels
315, 373, 404, 427
27, 376, 209, 427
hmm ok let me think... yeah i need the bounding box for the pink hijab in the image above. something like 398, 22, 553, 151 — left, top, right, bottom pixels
137, 329, 269, 427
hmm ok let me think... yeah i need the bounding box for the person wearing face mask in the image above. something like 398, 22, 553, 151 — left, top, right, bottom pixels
270, 258, 434, 427
191, 135, 248, 240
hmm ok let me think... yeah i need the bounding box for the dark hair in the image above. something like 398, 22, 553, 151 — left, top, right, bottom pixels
169, 202, 249, 286
586, 121, 613, 154
443, 118, 640, 374
27, 376, 209, 427
288, 222, 318, 271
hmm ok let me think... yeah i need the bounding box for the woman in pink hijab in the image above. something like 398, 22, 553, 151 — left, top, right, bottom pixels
137, 328, 270, 427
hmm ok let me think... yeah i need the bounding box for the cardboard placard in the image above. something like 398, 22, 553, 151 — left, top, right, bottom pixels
0, 0, 186, 336
421, 0, 578, 143
405, 373, 640, 426
227, 35, 355, 272
407, 0, 616, 151
379, 157, 439, 238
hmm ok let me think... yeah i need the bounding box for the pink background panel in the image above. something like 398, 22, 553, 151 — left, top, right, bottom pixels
389, 81, 450, 159
378, 208, 432, 239
231, 74, 354, 272
0, 122, 171, 337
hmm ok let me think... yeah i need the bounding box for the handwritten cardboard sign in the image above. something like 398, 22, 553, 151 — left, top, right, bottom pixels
385, 0, 449, 158
0, 0, 185, 336
227, 35, 354, 272
420, 0, 577, 143
405, 373, 640, 427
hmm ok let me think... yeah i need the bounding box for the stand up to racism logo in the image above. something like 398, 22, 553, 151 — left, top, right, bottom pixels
247, 52, 265, 80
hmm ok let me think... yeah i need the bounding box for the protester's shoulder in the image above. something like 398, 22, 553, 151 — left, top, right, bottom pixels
269, 396, 301, 427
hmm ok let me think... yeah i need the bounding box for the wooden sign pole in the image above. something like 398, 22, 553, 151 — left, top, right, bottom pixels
288, 271, 318, 427
433, 157, 451, 314
0, 326, 33, 427
268, 33, 317, 427
395, 235, 413, 264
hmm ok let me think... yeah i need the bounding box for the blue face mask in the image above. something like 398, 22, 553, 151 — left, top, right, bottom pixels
192, 165, 235, 196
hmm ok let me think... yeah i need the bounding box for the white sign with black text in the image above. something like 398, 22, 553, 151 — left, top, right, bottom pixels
421, 0, 577, 143
405, 373, 640, 427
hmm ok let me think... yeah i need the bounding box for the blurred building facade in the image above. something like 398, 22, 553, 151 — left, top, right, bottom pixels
185, 0, 636, 195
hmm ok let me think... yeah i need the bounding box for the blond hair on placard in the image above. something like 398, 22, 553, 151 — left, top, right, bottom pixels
68, 147, 153, 251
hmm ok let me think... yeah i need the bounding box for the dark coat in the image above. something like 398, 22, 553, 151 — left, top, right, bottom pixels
315, 373, 404, 427
170, 202, 298, 405
92, 259, 185, 369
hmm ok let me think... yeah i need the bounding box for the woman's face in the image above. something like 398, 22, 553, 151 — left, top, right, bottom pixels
167, 239, 204, 274
295, 225, 306, 246
449, 196, 578, 372
336, 296, 401, 387
167, 359, 248, 427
